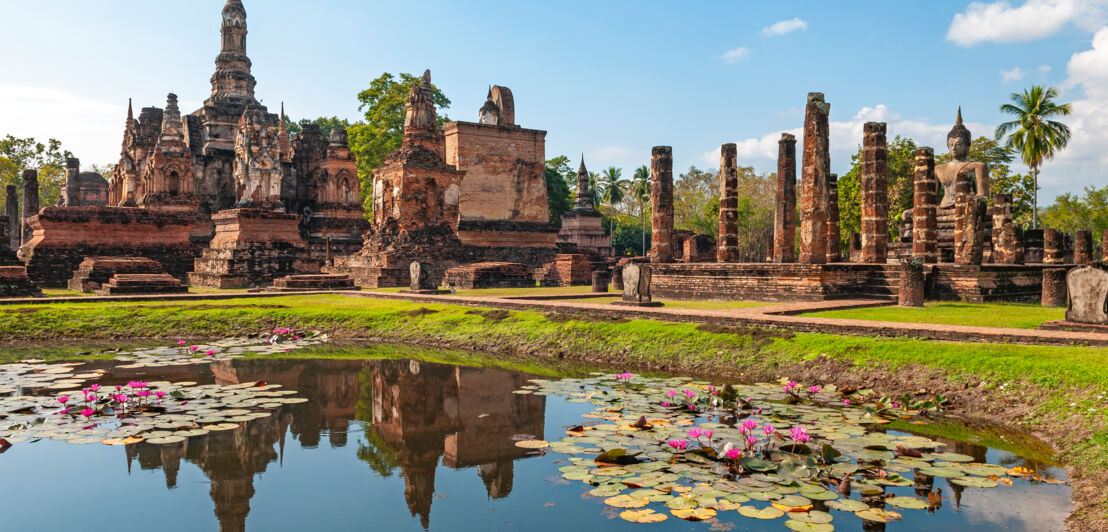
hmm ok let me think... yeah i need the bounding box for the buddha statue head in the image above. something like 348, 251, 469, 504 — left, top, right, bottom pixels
947, 107, 972, 161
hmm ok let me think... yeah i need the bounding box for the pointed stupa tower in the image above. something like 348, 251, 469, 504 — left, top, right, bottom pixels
557, 153, 611, 256
574, 155, 594, 210
209, 0, 257, 106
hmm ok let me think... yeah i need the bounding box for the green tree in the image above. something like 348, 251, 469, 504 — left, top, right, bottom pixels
287, 116, 353, 139
0, 135, 72, 208
586, 172, 601, 208
629, 165, 651, 255
1041, 185, 1108, 249
733, 166, 776, 261
995, 85, 1072, 228
544, 156, 574, 227
598, 166, 627, 234
347, 72, 451, 215
674, 166, 719, 237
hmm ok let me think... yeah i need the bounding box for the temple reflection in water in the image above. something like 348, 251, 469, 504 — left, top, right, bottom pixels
116, 358, 545, 531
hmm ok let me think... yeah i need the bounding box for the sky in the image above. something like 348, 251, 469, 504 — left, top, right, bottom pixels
0, 0, 1105, 202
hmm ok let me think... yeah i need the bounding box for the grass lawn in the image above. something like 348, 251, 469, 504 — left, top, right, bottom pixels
802, 301, 1065, 329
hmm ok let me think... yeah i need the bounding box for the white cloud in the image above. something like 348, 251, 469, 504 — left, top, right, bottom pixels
1038, 64, 1053, 74
587, 145, 633, 163
720, 46, 751, 63
1001, 67, 1027, 82
946, 0, 1104, 46
762, 18, 808, 37
0, 86, 124, 168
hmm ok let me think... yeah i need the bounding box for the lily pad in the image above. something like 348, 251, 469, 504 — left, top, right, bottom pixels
739, 506, 785, 519
619, 509, 668, 523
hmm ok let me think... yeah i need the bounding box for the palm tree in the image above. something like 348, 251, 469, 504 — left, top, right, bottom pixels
630, 165, 651, 255
995, 85, 1072, 228
599, 166, 627, 236
587, 171, 602, 208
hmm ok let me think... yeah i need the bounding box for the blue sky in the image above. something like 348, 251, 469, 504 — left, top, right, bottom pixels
1, 0, 1105, 202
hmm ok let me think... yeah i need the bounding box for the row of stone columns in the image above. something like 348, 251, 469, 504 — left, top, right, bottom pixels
3, 169, 40, 252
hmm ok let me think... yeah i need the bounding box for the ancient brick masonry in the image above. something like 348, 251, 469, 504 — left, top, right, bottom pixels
1042, 267, 1067, 307
826, 174, 841, 262
537, 253, 594, 286
898, 260, 925, 307
5, 185, 18, 251
799, 93, 831, 264
0, 266, 41, 297
68, 256, 166, 293
773, 133, 797, 263
954, 178, 985, 265
861, 122, 888, 263
650, 146, 674, 264
1043, 228, 1065, 264
1075, 230, 1093, 264
189, 208, 321, 288
444, 262, 534, 290
991, 193, 1023, 264
912, 148, 938, 263
21, 169, 38, 245
96, 274, 188, 296
65, 158, 81, 207
717, 143, 739, 262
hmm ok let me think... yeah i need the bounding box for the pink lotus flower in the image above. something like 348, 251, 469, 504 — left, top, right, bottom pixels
135, 390, 151, 398
57, 395, 70, 405
614, 372, 634, 380
688, 428, 703, 439
725, 448, 740, 459
843, 399, 851, 406
205, 350, 215, 356
790, 426, 811, 444
80, 408, 94, 419
89, 384, 101, 392
745, 435, 758, 447
742, 419, 759, 432
86, 394, 97, 403
177, 340, 186, 345
661, 401, 671, 407
784, 381, 798, 393
666, 390, 678, 397
154, 391, 166, 399
114, 385, 122, 392
703, 429, 714, 440
292, 336, 300, 340
189, 346, 199, 352
113, 394, 128, 403
808, 385, 822, 394
667, 439, 689, 451
684, 389, 696, 399
892, 402, 900, 408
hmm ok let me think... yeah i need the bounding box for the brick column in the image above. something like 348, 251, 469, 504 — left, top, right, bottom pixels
1042, 267, 1067, 307
861, 122, 888, 263
717, 143, 739, 262
1043, 228, 1064, 264
21, 169, 38, 245
64, 157, 81, 207
955, 194, 986, 265
799, 92, 830, 264
649, 146, 674, 264
911, 148, 938, 263
5, 185, 18, 251
1075, 230, 1093, 264
991, 194, 1023, 264
898, 259, 925, 307
826, 173, 841, 262
773, 133, 797, 263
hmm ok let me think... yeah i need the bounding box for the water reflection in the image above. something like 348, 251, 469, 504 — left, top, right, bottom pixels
96, 358, 544, 531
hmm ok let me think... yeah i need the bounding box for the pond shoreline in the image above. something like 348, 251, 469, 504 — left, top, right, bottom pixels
0, 294, 1103, 530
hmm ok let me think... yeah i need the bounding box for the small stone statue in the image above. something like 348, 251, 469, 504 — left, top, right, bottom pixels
403, 70, 436, 131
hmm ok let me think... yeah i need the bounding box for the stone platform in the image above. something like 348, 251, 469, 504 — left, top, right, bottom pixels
69, 256, 166, 293
189, 209, 322, 289
18, 206, 209, 287
0, 265, 42, 297
271, 274, 356, 291
648, 262, 1046, 303
444, 262, 534, 290
536, 254, 595, 287
95, 273, 188, 295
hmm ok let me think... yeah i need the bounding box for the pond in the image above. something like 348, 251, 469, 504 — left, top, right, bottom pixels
0, 341, 1072, 531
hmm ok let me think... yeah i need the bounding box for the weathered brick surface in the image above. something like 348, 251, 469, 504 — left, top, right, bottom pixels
650, 146, 674, 263
444, 121, 548, 225
911, 147, 938, 263
1075, 230, 1093, 264
799, 93, 830, 264
1042, 267, 1067, 307
681, 234, 716, 262
5, 185, 18, 251
0, 265, 41, 297
271, 274, 355, 291
444, 262, 534, 290
898, 260, 925, 307
718, 143, 740, 262
537, 253, 594, 287
774, 134, 798, 263
826, 173, 842, 262
558, 157, 611, 256
189, 209, 321, 289
1043, 228, 1065, 264
21, 170, 38, 245
861, 122, 888, 263
18, 206, 207, 288
95, 273, 188, 295
591, 270, 611, 293
69, 256, 166, 292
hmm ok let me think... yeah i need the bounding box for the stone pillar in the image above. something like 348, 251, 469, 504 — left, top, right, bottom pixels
1042, 267, 1067, 307
994, 221, 1024, 265
717, 143, 739, 262
799, 93, 830, 264
619, 263, 659, 306
1043, 228, 1064, 264
5, 185, 18, 251
612, 264, 624, 291
1075, 230, 1093, 264
649, 146, 674, 264
773, 133, 797, 263
912, 148, 938, 263
1103, 229, 1108, 262
20, 169, 38, 245
861, 122, 888, 263
410, 262, 434, 291
826, 173, 841, 262
64, 157, 81, 207
957, 197, 986, 265
591, 270, 611, 293
898, 259, 925, 307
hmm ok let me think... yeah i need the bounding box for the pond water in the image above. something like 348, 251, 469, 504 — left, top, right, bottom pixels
0, 347, 1072, 531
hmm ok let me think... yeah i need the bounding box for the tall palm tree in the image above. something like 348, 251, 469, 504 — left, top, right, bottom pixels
995, 85, 1072, 228
599, 166, 627, 236
630, 165, 651, 255
587, 171, 602, 208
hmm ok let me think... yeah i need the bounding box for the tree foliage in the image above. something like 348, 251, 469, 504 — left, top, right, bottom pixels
286, 116, 352, 139
1041, 185, 1108, 247
0, 135, 72, 208
674, 166, 720, 237
995, 85, 1072, 227
544, 156, 574, 227
837, 135, 917, 246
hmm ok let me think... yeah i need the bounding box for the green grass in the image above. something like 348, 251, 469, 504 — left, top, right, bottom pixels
802, 302, 1064, 329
